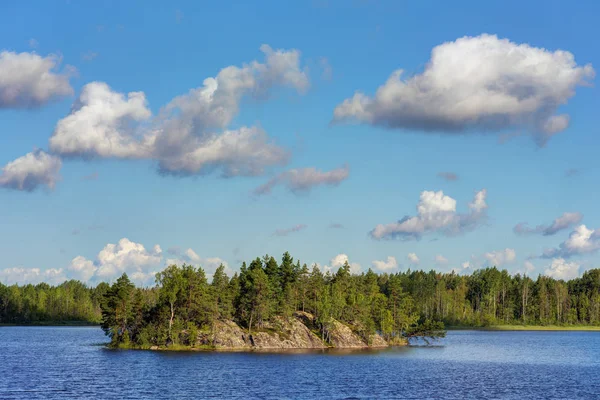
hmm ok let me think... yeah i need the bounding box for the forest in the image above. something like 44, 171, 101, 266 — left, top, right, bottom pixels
2, 252, 600, 347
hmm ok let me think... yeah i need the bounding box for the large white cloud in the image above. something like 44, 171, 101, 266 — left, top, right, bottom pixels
370, 189, 487, 240
254, 164, 349, 195
48, 45, 308, 178
49, 82, 152, 159
333, 34, 594, 146
542, 225, 600, 259
372, 256, 398, 271
0, 150, 62, 191
0, 51, 74, 108
514, 212, 583, 236
544, 258, 580, 280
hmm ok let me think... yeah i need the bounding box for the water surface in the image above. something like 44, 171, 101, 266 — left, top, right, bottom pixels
1, 327, 599, 399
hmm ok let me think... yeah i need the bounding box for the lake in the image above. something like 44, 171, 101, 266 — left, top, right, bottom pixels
0, 327, 599, 399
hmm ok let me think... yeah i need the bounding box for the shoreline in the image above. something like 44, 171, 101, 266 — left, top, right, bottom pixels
448, 325, 600, 331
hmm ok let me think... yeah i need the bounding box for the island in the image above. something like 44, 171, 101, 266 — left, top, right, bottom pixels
4, 251, 600, 351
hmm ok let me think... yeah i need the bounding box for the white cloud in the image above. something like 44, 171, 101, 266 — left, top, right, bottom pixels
273, 224, 307, 237
0, 51, 74, 108
372, 256, 398, 271
542, 225, 600, 259
523, 261, 536, 274
0, 150, 62, 191
484, 248, 516, 266
165, 247, 231, 278
370, 189, 487, 240
330, 253, 361, 274
544, 258, 580, 280
435, 255, 449, 265
0, 267, 66, 285
254, 164, 349, 195
451, 261, 473, 275
49, 81, 153, 159
333, 34, 594, 146
407, 252, 420, 265
514, 212, 583, 236
67, 256, 97, 282
48, 45, 308, 178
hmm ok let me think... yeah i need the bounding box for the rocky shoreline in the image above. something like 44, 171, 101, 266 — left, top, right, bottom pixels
147, 312, 406, 351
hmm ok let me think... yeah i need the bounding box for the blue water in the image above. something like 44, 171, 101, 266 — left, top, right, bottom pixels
1, 327, 599, 399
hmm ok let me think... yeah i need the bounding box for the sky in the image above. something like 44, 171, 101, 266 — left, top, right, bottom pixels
0, 0, 599, 286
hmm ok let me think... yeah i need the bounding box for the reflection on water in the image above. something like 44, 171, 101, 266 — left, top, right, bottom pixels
0, 327, 599, 399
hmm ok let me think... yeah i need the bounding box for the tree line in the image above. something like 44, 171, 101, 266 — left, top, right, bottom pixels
2, 252, 600, 346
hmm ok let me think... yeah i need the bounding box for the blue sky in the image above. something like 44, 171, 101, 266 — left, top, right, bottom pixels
0, 0, 599, 285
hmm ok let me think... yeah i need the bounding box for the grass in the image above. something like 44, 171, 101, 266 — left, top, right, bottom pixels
448, 325, 600, 331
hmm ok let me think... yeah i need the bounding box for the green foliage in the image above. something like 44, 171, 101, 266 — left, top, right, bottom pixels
5, 255, 600, 349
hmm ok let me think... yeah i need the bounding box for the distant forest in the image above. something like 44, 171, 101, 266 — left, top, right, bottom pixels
2, 252, 600, 344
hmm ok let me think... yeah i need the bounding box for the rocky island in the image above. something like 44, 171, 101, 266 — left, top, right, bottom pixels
99, 253, 445, 351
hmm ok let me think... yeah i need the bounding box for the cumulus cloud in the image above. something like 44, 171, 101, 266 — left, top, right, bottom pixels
273, 224, 307, 237
49, 81, 153, 159
544, 258, 580, 280
0, 51, 74, 108
370, 189, 487, 240
0, 267, 66, 285
483, 248, 516, 266
407, 253, 420, 265
333, 34, 594, 146
49, 45, 308, 178
438, 172, 458, 181
254, 164, 349, 195
65, 238, 162, 285
514, 212, 583, 236
0, 150, 62, 191
542, 225, 600, 259
372, 256, 398, 271
330, 253, 361, 274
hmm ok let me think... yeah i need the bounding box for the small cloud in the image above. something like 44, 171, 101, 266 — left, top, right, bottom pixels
372, 256, 398, 271
437, 172, 459, 181
254, 165, 349, 196
28, 39, 38, 48
370, 189, 488, 240
483, 248, 516, 266
320, 57, 332, 80
435, 255, 449, 265
82, 51, 98, 62
407, 253, 420, 265
565, 168, 580, 178
82, 171, 99, 181
273, 224, 307, 237
71, 229, 80, 235
329, 223, 344, 229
